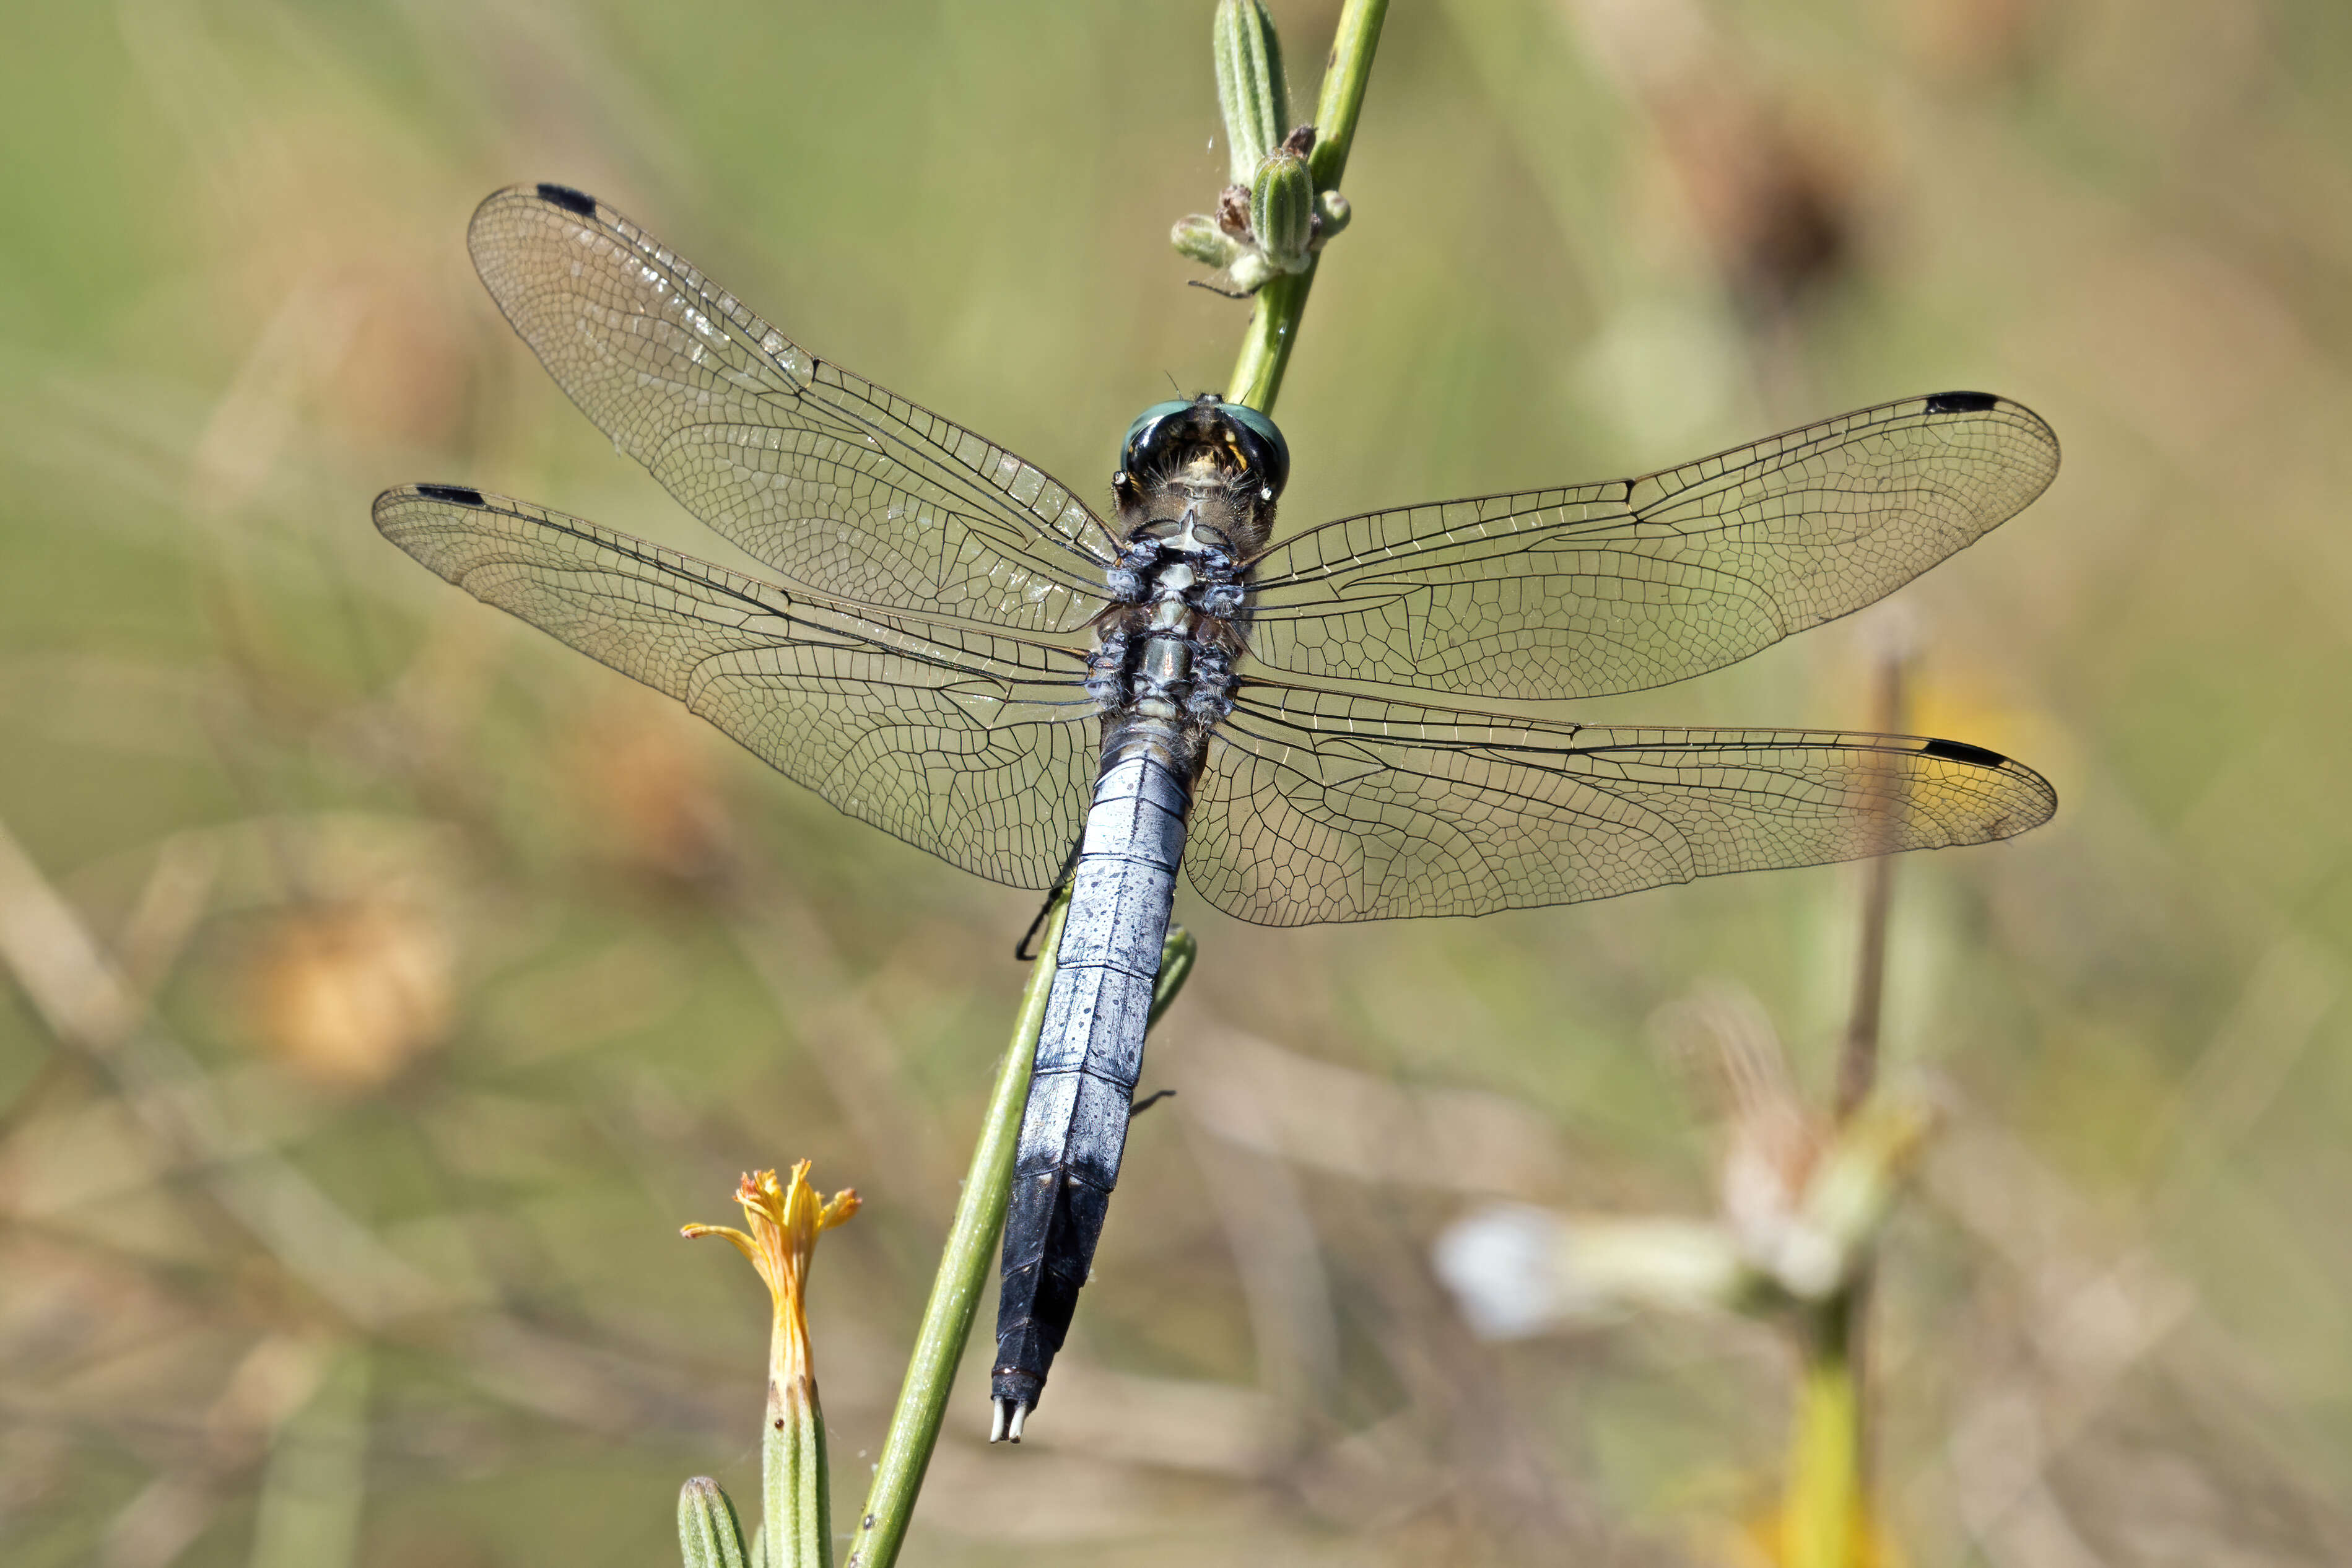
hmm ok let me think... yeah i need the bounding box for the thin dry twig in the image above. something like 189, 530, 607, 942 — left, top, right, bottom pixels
1836, 638, 1909, 1122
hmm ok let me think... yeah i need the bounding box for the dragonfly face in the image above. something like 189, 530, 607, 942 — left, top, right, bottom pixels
375, 183, 2062, 1440
1122, 394, 1291, 499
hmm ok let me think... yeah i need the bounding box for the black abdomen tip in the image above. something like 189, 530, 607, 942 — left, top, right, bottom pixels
535, 183, 598, 218
1924, 391, 2000, 414
1920, 737, 2008, 767
416, 484, 487, 508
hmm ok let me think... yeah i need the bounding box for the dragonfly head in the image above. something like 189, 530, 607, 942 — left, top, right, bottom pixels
1121, 394, 1290, 499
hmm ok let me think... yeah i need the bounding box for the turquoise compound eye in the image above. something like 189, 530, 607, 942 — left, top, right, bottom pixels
1120, 400, 1197, 465
1118, 396, 1292, 497
1220, 403, 1291, 494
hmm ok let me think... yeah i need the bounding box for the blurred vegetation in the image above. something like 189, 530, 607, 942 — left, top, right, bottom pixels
3, 1, 2351, 1565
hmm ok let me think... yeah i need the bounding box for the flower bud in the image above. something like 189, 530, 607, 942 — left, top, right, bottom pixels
676, 1477, 749, 1568
1250, 147, 1316, 275
1315, 189, 1352, 245
1224, 252, 1277, 296
1213, 0, 1289, 185
1171, 214, 1242, 270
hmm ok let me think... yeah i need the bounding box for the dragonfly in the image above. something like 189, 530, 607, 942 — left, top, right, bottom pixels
375, 182, 2059, 1444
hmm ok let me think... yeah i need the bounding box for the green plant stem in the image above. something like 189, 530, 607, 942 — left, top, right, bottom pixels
1226, 0, 1389, 412
843, 892, 1069, 1568
1784, 1304, 1862, 1568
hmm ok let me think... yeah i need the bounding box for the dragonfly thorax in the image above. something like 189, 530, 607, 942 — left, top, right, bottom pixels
1113, 462, 1278, 559
1088, 514, 1248, 731
1091, 415, 1272, 733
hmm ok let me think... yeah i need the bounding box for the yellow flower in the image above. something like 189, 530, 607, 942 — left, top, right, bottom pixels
683, 1162, 860, 1405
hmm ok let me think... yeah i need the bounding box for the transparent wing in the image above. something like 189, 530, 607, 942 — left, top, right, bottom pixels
464, 183, 1116, 635
374, 484, 1097, 889
1187, 680, 2055, 926
1244, 393, 2058, 700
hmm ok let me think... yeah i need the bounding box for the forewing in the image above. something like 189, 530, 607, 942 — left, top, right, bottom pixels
1245, 393, 2058, 700
1187, 681, 2055, 926
374, 484, 1097, 889
464, 183, 1115, 635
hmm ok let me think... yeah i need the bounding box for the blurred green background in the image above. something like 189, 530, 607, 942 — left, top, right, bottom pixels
3, 1, 2350, 1564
